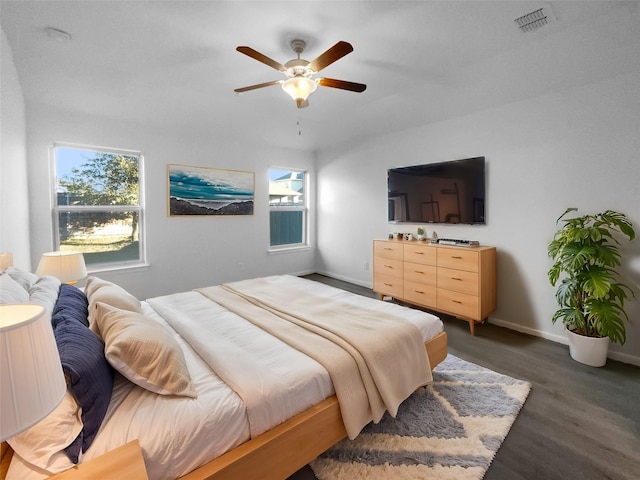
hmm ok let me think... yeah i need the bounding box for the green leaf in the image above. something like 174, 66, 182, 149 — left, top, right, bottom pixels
586, 299, 627, 344
592, 244, 621, 267
582, 266, 613, 299
556, 207, 578, 224
548, 263, 561, 286
564, 245, 596, 273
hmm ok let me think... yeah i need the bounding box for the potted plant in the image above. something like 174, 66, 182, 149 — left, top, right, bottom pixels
547, 208, 635, 366
416, 226, 426, 241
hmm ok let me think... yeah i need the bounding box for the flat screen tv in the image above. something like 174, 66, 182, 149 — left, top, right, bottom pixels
388, 156, 485, 225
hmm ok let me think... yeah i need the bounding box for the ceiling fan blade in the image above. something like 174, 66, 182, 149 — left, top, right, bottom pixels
317, 77, 367, 93
234, 80, 282, 93
309, 41, 353, 72
236, 46, 287, 72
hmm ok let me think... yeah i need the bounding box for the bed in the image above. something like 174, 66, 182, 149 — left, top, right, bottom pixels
0, 268, 447, 480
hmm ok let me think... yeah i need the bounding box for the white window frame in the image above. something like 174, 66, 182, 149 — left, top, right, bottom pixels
268, 168, 309, 252
51, 142, 147, 272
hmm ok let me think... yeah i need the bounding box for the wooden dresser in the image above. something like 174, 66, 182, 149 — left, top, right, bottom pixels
373, 239, 496, 335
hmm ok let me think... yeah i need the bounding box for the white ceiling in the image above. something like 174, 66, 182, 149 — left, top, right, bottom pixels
1, 1, 637, 152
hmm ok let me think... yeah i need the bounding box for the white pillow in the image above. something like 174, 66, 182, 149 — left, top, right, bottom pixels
5, 267, 39, 290
0, 268, 61, 315
93, 302, 197, 398
27, 275, 61, 314
0, 272, 30, 304
6, 448, 76, 479
7, 389, 82, 471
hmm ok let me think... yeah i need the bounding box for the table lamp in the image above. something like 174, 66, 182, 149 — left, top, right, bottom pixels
0, 304, 66, 441
36, 251, 87, 285
0, 252, 14, 270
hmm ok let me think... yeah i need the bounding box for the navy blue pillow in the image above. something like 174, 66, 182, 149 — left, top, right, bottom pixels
52, 284, 89, 328
54, 318, 114, 463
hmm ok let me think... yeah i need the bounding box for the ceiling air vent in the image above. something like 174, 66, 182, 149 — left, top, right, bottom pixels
514, 5, 556, 33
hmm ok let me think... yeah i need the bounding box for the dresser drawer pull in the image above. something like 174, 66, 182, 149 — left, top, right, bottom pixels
384, 247, 393, 251
414, 270, 424, 274
413, 251, 424, 255
384, 264, 394, 269
451, 277, 462, 281
384, 282, 393, 287
452, 300, 463, 304
414, 290, 424, 294
451, 256, 463, 259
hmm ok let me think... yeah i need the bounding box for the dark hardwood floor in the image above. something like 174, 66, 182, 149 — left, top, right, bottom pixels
290, 273, 640, 480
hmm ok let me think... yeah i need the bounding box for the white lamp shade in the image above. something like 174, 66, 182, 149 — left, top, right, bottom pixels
0, 252, 13, 269
36, 251, 87, 283
0, 304, 66, 441
281, 76, 317, 103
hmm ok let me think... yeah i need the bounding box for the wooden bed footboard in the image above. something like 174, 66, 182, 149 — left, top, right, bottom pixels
180, 330, 448, 480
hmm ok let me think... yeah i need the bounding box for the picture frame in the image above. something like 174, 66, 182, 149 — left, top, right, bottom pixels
168, 164, 255, 216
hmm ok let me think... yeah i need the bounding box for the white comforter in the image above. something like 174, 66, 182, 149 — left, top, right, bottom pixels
146, 289, 334, 438
7, 275, 443, 480
197, 277, 433, 439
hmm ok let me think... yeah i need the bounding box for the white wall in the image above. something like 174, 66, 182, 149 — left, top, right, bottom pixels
316, 71, 640, 365
0, 25, 31, 269
25, 106, 317, 299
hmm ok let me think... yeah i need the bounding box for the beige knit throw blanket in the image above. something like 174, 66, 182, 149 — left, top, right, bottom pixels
197, 277, 432, 439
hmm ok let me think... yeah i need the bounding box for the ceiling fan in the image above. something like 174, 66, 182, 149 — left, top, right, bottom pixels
234, 39, 366, 108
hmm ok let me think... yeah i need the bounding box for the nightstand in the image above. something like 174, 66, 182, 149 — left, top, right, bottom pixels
50, 440, 148, 479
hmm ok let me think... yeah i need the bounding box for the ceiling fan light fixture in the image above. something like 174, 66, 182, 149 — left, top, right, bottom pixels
281, 76, 317, 106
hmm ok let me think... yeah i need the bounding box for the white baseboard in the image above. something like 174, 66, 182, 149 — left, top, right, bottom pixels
488, 317, 568, 344
313, 270, 373, 289
291, 268, 317, 277
489, 317, 640, 367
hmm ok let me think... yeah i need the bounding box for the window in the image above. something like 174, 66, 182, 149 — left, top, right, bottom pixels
269, 169, 307, 248
52, 144, 145, 270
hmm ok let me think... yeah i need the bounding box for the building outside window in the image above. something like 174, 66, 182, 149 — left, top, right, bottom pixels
52, 144, 145, 270
268, 169, 307, 248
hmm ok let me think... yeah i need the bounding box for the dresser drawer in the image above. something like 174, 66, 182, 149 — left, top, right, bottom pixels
437, 248, 479, 272
374, 257, 403, 278
404, 281, 436, 307
437, 289, 480, 319
437, 267, 479, 296
374, 274, 404, 298
403, 243, 436, 265
404, 262, 437, 288
374, 240, 403, 261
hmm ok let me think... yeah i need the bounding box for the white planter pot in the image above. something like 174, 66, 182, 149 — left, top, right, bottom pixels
565, 327, 609, 367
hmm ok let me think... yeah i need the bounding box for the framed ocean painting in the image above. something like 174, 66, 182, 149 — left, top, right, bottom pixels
168, 164, 255, 216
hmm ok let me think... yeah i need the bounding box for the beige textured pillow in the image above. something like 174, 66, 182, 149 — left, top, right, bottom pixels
93, 302, 197, 398
84, 276, 142, 327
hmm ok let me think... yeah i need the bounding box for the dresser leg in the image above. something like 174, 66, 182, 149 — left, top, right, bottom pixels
469, 320, 476, 335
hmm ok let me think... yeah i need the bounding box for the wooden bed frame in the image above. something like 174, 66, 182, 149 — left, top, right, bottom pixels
1, 331, 447, 480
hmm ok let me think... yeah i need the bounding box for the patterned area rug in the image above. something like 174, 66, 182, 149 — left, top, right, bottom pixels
310, 354, 531, 480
